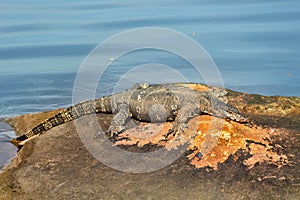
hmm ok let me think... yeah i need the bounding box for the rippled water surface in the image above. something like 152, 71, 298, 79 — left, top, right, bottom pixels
0, 0, 300, 118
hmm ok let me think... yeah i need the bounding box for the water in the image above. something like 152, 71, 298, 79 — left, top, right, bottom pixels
0, 121, 18, 169
1, 0, 300, 118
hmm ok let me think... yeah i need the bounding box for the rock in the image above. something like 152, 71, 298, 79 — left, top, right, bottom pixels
0, 89, 299, 199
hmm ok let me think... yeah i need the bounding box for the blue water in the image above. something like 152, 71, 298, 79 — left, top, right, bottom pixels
0, 0, 300, 118
0, 121, 17, 169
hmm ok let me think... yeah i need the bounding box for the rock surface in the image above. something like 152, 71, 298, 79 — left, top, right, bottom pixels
0, 89, 299, 200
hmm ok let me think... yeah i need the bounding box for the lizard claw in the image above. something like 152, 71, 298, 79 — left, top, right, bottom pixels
170, 122, 188, 139
107, 125, 125, 138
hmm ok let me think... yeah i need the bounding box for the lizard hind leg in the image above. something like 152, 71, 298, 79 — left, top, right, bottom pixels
107, 103, 131, 137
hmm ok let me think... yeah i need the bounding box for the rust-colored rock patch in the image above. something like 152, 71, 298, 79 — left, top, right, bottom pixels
117, 115, 289, 170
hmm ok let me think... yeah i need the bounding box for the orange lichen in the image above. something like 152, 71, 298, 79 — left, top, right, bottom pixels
187, 116, 275, 169
243, 143, 288, 169
116, 115, 289, 170
115, 122, 173, 147
176, 83, 211, 92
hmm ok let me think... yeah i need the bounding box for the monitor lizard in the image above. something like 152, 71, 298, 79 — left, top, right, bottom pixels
10, 83, 249, 148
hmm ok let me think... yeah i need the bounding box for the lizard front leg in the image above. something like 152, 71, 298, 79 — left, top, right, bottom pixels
171, 104, 200, 137
108, 103, 131, 137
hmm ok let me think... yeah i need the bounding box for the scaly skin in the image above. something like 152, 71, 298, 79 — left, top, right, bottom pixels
10, 83, 248, 148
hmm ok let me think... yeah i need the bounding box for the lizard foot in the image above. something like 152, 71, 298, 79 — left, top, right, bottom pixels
107, 125, 125, 138
170, 122, 188, 140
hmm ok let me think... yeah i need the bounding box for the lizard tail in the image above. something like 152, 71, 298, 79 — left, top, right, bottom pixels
10, 133, 33, 148
9, 98, 111, 148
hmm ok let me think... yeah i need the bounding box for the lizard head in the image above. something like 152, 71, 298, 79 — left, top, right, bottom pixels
211, 99, 249, 123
